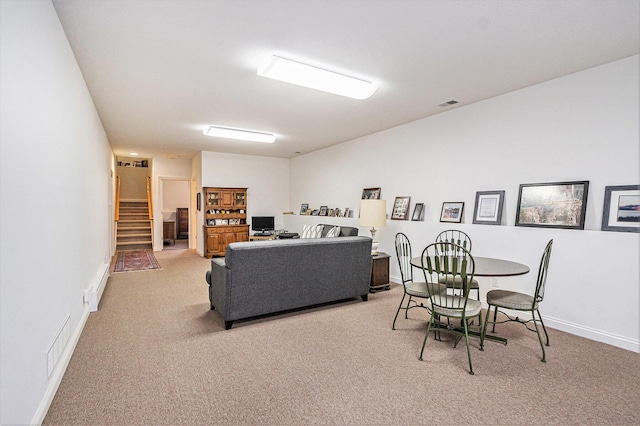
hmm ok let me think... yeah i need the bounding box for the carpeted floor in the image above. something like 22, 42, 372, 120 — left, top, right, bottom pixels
113, 250, 161, 272
44, 249, 640, 425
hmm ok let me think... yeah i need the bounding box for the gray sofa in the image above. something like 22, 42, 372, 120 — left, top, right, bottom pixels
205, 236, 372, 329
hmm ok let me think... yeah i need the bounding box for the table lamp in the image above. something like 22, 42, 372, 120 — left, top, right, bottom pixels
360, 199, 387, 255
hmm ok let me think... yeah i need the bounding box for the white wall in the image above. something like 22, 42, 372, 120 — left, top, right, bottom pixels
197, 151, 290, 255
286, 56, 640, 352
0, 1, 113, 424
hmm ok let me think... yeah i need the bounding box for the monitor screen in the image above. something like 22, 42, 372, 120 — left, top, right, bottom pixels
251, 216, 275, 232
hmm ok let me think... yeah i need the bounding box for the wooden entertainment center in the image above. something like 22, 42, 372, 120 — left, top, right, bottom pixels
203, 187, 249, 257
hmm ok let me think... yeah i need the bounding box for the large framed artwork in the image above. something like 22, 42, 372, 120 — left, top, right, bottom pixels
515, 181, 589, 230
601, 185, 640, 233
472, 190, 505, 225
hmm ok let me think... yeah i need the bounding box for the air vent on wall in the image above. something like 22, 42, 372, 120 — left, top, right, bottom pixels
438, 100, 459, 107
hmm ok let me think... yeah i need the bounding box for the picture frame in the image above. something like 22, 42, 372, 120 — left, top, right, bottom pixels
601, 185, 640, 233
311, 209, 319, 216
197, 193, 201, 211
411, 203, 424, 221
515, 181, 589, 230
343, 208, 351, 218
472, 190, 505, 225
391, 196, 411, 220
300, 203, 309, 215
440, 202, 464, 223
362, 187, 381, 200
319, 206, 328, 216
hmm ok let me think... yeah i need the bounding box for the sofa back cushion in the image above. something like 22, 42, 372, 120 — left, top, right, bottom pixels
319, 224, 358, 237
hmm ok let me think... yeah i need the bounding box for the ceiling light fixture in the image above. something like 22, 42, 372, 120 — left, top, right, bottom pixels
257, 55, 377, 100
203, 125, 276, 143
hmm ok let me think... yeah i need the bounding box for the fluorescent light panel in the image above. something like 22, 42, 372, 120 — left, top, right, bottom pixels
203, 125, 276, 143
257, 55, 377, 100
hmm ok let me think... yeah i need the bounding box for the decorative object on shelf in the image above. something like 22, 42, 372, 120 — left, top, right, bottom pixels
515, 181, 589, 230
300, 203, 309, 215
473, 190, 505, 225
411, 203, 424, 221
311, 209, 319, 215
319, 205, 328, 216
360, 199, 387, 255
343, 208, 351, 217
601, 184, 640, 233
440, 202, 464, 223
362, 187, 381, 199
391, 196, 411, 220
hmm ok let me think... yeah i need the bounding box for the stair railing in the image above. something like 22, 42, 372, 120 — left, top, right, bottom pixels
115, 176, 121, 222
147, 176, 154, 247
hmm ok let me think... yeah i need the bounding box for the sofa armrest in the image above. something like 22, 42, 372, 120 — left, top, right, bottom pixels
208, 258, 228, 313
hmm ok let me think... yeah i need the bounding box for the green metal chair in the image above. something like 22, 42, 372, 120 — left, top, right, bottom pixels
435, 230, 480, 300
481, 239, 553, 362
392, 233, 446, 330
419, 242, 481, 375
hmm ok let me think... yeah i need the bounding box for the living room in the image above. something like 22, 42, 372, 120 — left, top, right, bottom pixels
1, 1, 638, 424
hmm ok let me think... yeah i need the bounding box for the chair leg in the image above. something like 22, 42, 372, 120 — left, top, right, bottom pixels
392, 293, 407, 330
405, 295, 414, 319
463, 317, 474, 375
480, 305, 491, 351
419, 314, 435, 361
491, 305, 498, 333
536, 309, 550, 346
531, 312, 546, 363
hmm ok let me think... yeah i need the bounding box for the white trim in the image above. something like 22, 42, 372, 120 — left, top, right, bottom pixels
31, 305, 91, 425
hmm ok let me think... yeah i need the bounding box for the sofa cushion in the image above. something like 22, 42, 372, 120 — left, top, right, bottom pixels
325, 226, 340, 237
319, 224, 358, 237
301, 224, 324, 238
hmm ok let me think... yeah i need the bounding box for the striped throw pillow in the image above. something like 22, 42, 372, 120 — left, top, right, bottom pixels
301, 224, 324, 238
325, 226, 341, 238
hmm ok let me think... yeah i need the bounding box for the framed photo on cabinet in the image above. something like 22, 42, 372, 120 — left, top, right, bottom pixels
473, 190, 505, 225
601, 185, 640, 233
515, 181, 589, 230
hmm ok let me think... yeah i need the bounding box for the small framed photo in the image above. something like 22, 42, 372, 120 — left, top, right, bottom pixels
602, 185, 640, 233
391, 196, 411, 220
300, 203, 309, 215
362, 187, 381, 200
344, 208, 351, 218
319, 206, 328, 216
516, 181, 589, 230
473, 190, 505, 225
411, 203, 424, 221
311, 209, 319, 216
440, 202, 464, 223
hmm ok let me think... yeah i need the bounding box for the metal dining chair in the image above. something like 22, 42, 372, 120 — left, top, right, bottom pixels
481, 239, 553, 362
392, 233, 446, 330
419, 241, 481, 374
434, 230, 481, 300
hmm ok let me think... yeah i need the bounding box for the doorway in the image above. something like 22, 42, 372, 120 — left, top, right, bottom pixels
160, 178, 190, 251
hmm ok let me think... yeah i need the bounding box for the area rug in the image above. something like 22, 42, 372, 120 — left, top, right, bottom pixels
114, 250, 161, 273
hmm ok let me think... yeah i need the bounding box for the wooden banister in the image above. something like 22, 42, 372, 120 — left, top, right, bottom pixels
115, 176, 121, 221
146, 177, 153, 220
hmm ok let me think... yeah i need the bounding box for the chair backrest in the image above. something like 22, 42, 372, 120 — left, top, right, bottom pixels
535, 239, 553, 302
435, 230, 473, 253
421, 242, 476, 312
395, 233, 415, 285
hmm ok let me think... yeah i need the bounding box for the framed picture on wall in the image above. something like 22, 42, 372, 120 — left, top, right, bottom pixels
300, 203, 309, 215
601, 185, 640, 233
319, 206, 328, 216
472, 190, 505, 225
515, 181, 589, 230
362, 187, 381, 199
391, 196, 411, 220
411, 203, 424, 221
440, 202, 464, 223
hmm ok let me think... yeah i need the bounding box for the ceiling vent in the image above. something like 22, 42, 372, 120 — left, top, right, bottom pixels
438, 100, 459, 107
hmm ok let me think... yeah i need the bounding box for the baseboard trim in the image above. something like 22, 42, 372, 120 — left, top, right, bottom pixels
31, 305, 90, 425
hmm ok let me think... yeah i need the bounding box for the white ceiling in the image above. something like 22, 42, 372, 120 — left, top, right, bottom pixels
52, 0, 640, 160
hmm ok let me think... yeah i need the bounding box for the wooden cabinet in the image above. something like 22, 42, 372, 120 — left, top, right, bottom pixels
370, 252, 391, 293
163, 221, 175, 245
176, 208, 188, 239
203, 187, 248, 257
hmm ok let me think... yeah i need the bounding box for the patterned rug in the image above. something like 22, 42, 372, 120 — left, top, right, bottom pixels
114, 250, 161, 273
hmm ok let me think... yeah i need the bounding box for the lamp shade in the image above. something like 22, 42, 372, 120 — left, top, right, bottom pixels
360, 199, 387, 227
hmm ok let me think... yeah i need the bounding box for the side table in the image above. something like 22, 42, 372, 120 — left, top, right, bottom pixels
370, 252, 390, 293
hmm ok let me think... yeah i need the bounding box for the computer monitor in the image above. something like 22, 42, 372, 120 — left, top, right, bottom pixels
251, 216, 275, 234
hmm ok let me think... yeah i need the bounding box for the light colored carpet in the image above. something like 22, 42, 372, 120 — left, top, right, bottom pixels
44, 249, 640, 425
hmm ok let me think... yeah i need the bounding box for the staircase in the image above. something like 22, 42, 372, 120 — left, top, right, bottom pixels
116, 201, 152, 251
